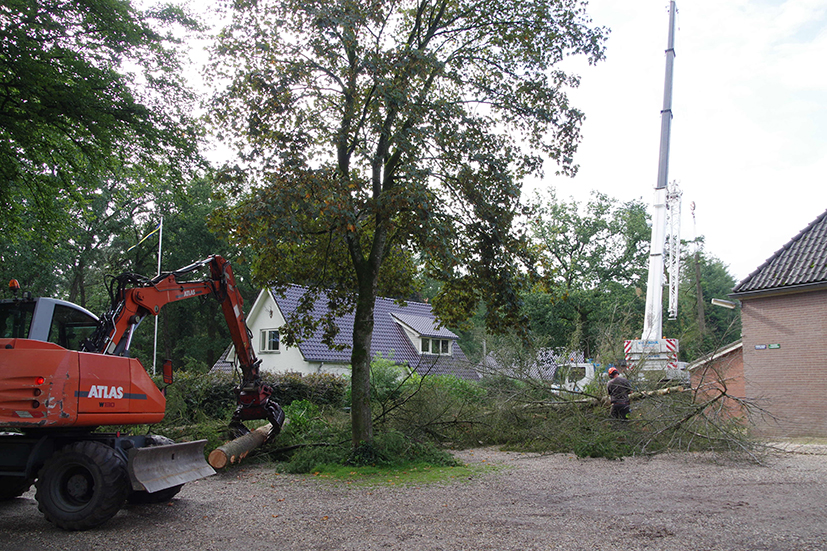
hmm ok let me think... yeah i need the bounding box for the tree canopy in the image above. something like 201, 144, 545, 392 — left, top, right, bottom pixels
519, 191, 741, 366
208, 0, 607, 446
525, 190, 650, 361
0, 0, 202, 240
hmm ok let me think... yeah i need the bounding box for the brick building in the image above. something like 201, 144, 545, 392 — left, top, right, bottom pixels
687, 339, 745, 421
730, 209, 827, 438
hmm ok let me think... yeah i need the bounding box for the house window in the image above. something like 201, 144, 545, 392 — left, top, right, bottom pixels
420, 338, 452, 356
260, 329, 279, 352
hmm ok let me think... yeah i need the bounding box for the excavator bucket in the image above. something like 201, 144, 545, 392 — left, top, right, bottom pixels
127, 440, 216, 494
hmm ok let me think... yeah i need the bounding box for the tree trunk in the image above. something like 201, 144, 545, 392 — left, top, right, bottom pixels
208, 424, 272, 469
694, 251, 706, 335
350, 282, 376, 448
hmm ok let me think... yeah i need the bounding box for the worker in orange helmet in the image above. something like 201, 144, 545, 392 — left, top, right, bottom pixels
607, 367, 633, 420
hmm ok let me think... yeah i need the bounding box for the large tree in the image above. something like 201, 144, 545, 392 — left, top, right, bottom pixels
208, 0, 607, 447
0, 0, 202, 241
526, 190, 650, 361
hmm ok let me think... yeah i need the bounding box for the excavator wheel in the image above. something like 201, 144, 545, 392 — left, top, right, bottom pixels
126, 436, 183, 505
0, 476, 33, 500
35, 440, 129, 531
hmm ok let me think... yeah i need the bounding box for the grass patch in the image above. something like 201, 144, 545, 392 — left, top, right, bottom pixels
274, 430, 481, 482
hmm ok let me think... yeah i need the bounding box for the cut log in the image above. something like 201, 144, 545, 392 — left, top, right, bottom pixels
208, 424, 272, 469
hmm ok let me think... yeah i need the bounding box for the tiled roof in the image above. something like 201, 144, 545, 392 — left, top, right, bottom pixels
732, 209, 827, 296
272, 286, 478, 380
391, 312, 457, 338
212, 345, 234, 374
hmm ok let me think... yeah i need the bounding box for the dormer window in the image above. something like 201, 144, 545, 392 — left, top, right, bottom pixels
421, 337, 452, 356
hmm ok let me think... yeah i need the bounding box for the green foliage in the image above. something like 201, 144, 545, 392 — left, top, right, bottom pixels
121, 360, 754, 467
207, 0, 608, 446
153, 369, 347, 432
489, 404, 634, 460
526, 189, 650, 362
342, 354, 409, 407
0, 0, 234, 378
282, 444, 350, 475
349, 431, 460, 468
161, 371, 238, 425
373, 370, 488, 446
663, 249, 742, 362
120, 179, 259, 371
369, 354, 406, 404
282, 430, 460, 475
282, 399, 322, 433
0, 0, 203, 240
262, 371, 348, 408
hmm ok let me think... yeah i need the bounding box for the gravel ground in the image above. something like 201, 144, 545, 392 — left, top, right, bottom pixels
2, 445, 827, 551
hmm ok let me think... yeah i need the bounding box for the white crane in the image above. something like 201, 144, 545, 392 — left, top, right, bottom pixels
624, 1, 687, 382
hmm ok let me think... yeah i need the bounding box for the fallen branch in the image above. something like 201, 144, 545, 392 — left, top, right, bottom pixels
520, 385, 689, 410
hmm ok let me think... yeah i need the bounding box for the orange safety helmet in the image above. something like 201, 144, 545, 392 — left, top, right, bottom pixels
607, 367, 619, 378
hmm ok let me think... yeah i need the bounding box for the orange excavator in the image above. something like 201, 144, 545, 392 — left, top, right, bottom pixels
0, 255, 285, 530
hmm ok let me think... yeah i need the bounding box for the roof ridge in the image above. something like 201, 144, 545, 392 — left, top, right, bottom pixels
733, 208, 827, 294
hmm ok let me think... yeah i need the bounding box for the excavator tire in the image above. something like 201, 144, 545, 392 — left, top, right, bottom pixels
0, 476, 33, 500
35, 440, 129, 531
126, 435, 183, 504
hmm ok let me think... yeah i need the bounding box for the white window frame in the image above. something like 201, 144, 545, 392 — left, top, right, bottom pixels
260, 329, 280, 353
420, 337, 452, 356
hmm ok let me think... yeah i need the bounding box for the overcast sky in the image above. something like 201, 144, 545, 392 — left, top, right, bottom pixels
540, 0, 827, 282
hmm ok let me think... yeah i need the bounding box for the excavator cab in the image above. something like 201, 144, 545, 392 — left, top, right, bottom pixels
0, 296, 98, 350
0, 299, 34, 339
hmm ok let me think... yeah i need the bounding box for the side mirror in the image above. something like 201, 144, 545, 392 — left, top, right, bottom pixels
162, 359, 174, 385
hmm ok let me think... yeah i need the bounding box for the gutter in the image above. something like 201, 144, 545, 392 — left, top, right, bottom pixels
730, 280, 827, 300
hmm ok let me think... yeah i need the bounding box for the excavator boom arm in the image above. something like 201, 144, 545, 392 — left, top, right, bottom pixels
82, 255, 282, 434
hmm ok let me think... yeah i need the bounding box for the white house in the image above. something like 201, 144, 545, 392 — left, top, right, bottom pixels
212, 285, 478, 380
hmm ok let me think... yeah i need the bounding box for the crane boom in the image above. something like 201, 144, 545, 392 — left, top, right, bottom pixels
641, 0, 677, 341
624, 1, 687, 382
666, 183, 682, 320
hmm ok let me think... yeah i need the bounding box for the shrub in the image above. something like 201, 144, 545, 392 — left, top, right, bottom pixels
283, 443, 350, 474
342, 353, 406, 407
160, 370, 238, 425
159, 370, 347, 422
281, 430, 459, 474
375, 372, 487, 447
262, 371, 347, 407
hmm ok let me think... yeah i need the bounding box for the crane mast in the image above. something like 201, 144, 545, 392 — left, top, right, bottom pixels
642, 0, 677, 341
624, 1, 687, 382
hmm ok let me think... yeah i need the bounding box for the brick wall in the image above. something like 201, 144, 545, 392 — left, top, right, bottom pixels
741, 289, 827, 438
690, 345, 746, 420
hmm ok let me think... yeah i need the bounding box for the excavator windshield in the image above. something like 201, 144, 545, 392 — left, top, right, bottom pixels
46, 304, 99, 350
